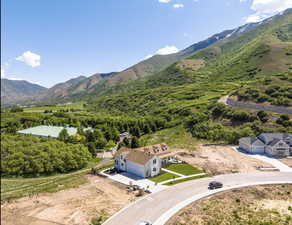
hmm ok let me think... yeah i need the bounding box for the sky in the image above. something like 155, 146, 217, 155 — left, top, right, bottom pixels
1, 0, 292, 88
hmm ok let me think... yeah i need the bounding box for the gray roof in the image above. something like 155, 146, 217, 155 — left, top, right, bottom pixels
268, 138, 290, 147
258, 133, 292, 144
283, 133, 292, 139
239, 137, 265, 146
18, 125, 92, 138
268, 138, 281, 147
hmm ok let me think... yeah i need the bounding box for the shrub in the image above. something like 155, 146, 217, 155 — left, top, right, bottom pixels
257, 111, 269, 123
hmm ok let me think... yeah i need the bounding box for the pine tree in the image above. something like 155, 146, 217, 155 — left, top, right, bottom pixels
131, 136, 140, 148
58, 128, 69, 142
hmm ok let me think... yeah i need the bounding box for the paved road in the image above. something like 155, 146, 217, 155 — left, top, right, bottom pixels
103, 172, 292, 225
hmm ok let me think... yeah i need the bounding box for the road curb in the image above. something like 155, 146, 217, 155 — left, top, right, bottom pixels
153, 181, 292, 225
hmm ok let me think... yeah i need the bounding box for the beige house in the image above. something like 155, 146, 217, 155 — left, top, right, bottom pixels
114, 144, 175, 178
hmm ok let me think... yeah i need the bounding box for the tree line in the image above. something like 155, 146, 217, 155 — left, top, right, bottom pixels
1, 134, 92, 176
185, 103, 292, 144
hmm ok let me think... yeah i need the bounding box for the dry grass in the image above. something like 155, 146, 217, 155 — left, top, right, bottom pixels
1, 175, 136, 225
166, 184, 292, 225
177, 59, 205, 70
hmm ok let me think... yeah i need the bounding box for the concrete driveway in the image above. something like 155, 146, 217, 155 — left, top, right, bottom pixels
100, 170, 167, 193
233, 147, 292, 172
103, 172, 292, 225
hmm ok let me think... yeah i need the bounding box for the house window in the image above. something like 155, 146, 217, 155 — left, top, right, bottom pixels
153, 159, 156, 164
153, 168, 156, 172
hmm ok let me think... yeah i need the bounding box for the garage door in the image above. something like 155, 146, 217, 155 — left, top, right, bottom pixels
252, 146, 265, 154
126, 161, 145, 178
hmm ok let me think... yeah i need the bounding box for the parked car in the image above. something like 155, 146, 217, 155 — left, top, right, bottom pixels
137, 221, 152, 225
208, 181, 223, 190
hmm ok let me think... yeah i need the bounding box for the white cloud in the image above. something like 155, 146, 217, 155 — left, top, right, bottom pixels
16, 51, 41, 67
144, 45, 179, 59
173, 3, 184, 8
155, 45, 179, 55
8, 77, 24, 81
7, 77, 42, 85
159, 0, 171, 3
1, 68, 5, 78
245, 14, 262, 23
144, 54, 153, 60
245, 0, 292, 23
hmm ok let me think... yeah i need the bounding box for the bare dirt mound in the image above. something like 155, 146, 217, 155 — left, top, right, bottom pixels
1, 176, 136, 225
177, 144, 273, 174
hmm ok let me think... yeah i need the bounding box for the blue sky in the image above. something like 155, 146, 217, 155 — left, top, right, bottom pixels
1, 0, 292, 87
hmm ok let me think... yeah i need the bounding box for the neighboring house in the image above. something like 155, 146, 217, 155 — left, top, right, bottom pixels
119, 132, 131, 141
239, 137, 265, 154
114, 144, 175, 178
239, 133, 292, 157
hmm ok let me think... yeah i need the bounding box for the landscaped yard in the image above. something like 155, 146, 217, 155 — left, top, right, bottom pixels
165, 163, 204, 176
149, 172, 179, 183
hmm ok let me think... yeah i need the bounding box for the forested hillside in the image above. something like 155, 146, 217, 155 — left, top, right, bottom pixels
85, 8, 292, 141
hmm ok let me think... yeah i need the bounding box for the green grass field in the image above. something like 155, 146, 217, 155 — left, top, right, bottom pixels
1, 158, 110, 202
165, 163, 204, 176
139, 125, 203, 151
149, 172, 179, 183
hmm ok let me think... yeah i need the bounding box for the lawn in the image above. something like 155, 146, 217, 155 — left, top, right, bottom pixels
149, 172, 179, 183
165, 163, 204, 176
1, 158, 109, 202
164, 174, 209, 186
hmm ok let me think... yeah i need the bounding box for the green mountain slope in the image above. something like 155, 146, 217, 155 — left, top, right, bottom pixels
37, 25, 251, 103
87, 8, 292, 117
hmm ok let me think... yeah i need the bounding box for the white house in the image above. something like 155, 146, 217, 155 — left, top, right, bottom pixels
239, 133, 292, 157
114, 144, 175, 178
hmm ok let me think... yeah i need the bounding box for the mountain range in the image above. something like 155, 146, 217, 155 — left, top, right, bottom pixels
1, 8, 292, 108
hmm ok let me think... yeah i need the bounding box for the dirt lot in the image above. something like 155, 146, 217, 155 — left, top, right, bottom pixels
1, 175, 137, 225
279, 158, 292, 167
177, 144, 273, 174
166, 184, 292, 225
